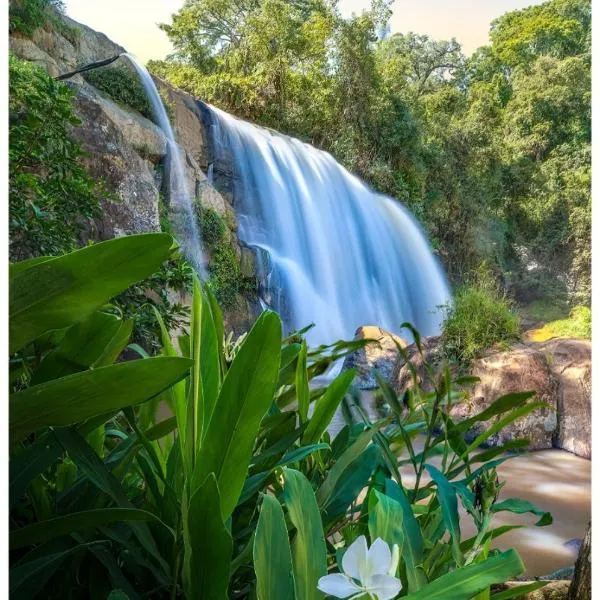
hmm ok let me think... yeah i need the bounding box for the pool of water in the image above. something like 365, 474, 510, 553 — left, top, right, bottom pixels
329, 392, 591, 577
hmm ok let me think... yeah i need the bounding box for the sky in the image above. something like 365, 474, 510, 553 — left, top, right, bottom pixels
63, 0, 545, 64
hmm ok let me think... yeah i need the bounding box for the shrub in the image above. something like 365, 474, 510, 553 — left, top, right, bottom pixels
83, 66, 154, 121
9, 56, 103, 261
198, 204, 226, 247
442, 281, 520, 366
9, 0, 61, 36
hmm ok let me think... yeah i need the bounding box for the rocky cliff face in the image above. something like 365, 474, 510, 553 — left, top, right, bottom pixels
389, 336, 591, 459
10, 10, 257, 333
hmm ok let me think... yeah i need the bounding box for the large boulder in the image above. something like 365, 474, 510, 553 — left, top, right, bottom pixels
391, 336, 591, 455
454, 344, 559, 450
343, 326, 407, 389
70, 85, 163, 239
537, 339, 591, 458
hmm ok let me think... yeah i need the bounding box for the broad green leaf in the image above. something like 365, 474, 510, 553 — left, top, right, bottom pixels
10, 508, 170, 549
198, 281, 221, 436
492, 498, 553, 526
30, 311, 131, 385
296, 339, 310, 423
460, 525, 524, 553
368, 490, 404, 553
154, 308, 188, 451
192, 310, 282, 518
465, 402, 548, 454
282, 469, 327, 600
10, 356, 193, 443
144, 416, 177, 441
204, 282, 226, 376
323, 443, 381, 522
240, 443, 329, 504
490, 581, 549, 599
401, 549, 524, 600
425, 464, 463, 567
457, 392, 536, 433
10, 541, 109, 600
317, 425, 378, 507
385, 479, 427, 593
183, 474, 232, 600
9, 255, 53, 278
254, 494, 295, 600
303, 368, 355, 444
53, 428, 168, 575
10, 233, 173, 353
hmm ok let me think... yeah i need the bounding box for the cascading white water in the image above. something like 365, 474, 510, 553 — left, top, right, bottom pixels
122, 54, 205, 275
206, 105, 451, 345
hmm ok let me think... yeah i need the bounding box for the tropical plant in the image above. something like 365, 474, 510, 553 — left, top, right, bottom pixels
10, 233, 552, 599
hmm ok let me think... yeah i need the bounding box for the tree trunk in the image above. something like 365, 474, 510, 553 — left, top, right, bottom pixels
568, 522, 591, 600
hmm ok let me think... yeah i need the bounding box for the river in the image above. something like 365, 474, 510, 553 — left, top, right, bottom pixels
329, 393, 591, 577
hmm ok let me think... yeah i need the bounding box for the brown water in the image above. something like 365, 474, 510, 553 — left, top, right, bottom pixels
329, 393, 591, 577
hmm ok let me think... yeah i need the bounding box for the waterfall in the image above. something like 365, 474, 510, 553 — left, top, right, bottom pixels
123, 54, 206, 276
206, 105, 451, 345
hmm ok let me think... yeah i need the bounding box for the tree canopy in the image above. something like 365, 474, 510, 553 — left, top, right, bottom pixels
150, 0, 591, 306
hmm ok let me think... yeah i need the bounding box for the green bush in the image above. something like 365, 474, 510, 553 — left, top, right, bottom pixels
198, 204, 226, 247
83, 66, 154, 121
9, 56, 103, 261
442, 282, 520, 366
9, 0, 60, 36
196, 203, 255, 307
9, 237, 551, 598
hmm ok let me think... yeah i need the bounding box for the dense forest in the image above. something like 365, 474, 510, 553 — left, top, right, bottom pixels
149, 0, 591, 310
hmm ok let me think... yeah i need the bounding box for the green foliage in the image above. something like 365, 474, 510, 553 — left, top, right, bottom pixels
529, 305, 591, 341
9, 55, 103, 261
152, 0, 590, 305
523, 298, 569, 324
83, 66, 154, 121
111, 253, 193, 353
198, 204, 227, 247
196, 203, 255, 307
442, 278, 520, 366
9, 236, 551, 598
9, 0, 63, 36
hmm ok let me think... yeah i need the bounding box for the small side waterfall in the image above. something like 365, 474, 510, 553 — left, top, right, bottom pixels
206, 105, 451, 345
123, 54, 205, 275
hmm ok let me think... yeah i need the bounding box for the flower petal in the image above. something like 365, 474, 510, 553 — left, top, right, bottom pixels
366, 538, 392, 576
317, 574, 363, 598
342, 535, 368, 580
365, 574, 403, 600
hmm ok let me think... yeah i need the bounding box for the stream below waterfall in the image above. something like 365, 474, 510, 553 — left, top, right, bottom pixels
329, 392, 590, 578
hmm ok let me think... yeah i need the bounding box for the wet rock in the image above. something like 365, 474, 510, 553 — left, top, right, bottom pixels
452, 344, 559, 450
343, 326, 407, 389
535, 339, 591, 459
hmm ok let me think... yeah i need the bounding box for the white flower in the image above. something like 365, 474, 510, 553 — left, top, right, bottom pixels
317, 536, 402, 599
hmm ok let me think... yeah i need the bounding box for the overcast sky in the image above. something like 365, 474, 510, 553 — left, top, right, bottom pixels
64, 0, 545, 64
